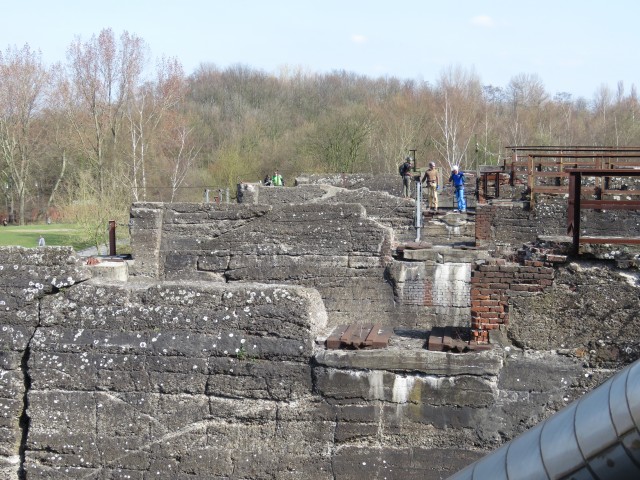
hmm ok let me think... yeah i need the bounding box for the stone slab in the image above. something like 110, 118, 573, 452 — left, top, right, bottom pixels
314, 347, 503, 376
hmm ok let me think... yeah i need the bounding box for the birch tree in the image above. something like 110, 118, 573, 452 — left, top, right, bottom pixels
432, 66, 481, 170
127, 57, 185, 201
164, 121, 201, 202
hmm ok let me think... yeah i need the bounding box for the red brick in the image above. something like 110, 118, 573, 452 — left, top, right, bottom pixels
471, 307, 490, 314
478, 265, 500, 272
474, 288, 495, 296
472, 293, 491, 301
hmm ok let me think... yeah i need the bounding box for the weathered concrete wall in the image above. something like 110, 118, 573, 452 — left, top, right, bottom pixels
4, 177, 638, 478
129, 201, 400, 327
1, 246, 622, 479
242, 179, 477, 242
0, 247, 91, 480
237, 182, 418, 242
293, 173, 479, 210
508, 260, 640, 366
25, 279, 329, 479
294, 173, 406, 198
129, 199, 477, 330
476, 197, 640, 249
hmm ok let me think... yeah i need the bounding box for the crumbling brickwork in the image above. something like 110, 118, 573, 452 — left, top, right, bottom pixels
470, 258, 555, 342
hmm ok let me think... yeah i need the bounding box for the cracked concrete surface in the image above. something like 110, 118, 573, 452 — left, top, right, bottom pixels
1, 192, 638, 479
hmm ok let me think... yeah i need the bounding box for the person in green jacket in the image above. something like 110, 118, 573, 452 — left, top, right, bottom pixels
272, 170, 284, 186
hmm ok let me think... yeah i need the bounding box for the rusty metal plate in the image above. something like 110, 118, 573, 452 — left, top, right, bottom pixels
428, 326, 492, 353
326, 323, 393, 350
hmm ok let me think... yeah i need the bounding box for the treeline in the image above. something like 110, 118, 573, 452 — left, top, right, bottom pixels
1, 28, 639, 242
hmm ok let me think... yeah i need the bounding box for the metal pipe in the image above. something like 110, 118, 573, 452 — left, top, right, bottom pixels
447, 359, 640, 480
414, 179, 422, 242
108, 220, 116, 256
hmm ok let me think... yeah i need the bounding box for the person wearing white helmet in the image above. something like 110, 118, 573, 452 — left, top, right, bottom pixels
449, 165, 466, 212
421, 161, 439, 212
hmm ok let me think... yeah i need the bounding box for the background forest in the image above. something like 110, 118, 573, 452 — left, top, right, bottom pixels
1, 29, 639, 245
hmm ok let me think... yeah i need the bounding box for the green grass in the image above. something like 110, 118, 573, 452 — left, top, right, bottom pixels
0, 224, 93, 250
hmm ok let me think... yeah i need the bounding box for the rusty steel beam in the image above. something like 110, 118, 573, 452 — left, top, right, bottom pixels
507, 145, 640, 152
564, 168, 640, 176
109, 220, 117, 256
530, 153, 640, 158
580, 200, 640, 209
566, 169, 640, 253
567, 172, 581, 253
580, 237, 640, 245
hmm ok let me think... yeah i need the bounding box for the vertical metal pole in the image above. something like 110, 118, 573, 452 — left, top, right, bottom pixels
108, 220, 116, 256
410, 149, 417, 172
567, 172, 581, 255
414, 178, 422, 242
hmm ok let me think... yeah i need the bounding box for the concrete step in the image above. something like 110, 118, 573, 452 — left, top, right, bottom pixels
400, 245, 491, 263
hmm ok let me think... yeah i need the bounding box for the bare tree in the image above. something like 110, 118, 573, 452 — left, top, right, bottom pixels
162, 121, 201, 202
62, 28, 147, 197
432, 66, 481, 170
304, 107, 374, 173
0, 44, 49, 224
127, 57, 185, 201
505, 73, 549, 146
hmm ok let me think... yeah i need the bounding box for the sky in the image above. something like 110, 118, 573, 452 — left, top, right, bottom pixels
2, 0, 639, 100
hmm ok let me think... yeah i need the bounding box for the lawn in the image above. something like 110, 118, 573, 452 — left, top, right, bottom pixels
0, 224, 94, 250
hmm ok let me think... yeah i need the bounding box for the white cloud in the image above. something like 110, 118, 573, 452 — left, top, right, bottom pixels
351, 34, 367, 44
470, 15, 495, 27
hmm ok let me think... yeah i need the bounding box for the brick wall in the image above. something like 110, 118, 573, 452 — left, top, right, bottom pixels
470, 258, 555, 342
475, 205, 497, 244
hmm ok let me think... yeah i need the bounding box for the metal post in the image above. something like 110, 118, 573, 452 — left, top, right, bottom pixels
567, 172, 582, 255
414, 179, 422, 242
108, 220, 116, 256
410, 149, 417, 172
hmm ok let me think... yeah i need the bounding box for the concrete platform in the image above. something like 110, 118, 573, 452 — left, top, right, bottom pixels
86, 258, 131, 281
315, 329, 503, 376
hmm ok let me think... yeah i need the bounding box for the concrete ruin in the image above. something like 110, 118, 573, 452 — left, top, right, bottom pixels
1, 173, 639, 479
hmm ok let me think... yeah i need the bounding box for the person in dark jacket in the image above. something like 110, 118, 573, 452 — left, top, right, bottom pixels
400, 157, 413, 198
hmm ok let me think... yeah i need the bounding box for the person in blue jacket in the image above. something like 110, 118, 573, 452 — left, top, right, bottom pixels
449, 165, 466, 212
